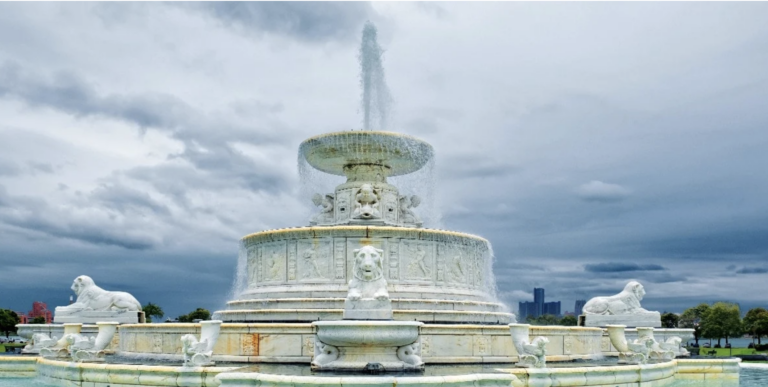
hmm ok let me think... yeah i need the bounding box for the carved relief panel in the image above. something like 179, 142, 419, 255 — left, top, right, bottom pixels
297, 239, 333, 282
287, 241, 297, 281
247, 246, 259, 288
436, 244, 446, 283
380, 188, 399, 223
261, 242, 286, 283
447, 245, 469, 287
334, 189, 353, 222
470, 250, 484, 289
401, 240, 434, 282
388, 239, 400, 281
333, 238, 346, 281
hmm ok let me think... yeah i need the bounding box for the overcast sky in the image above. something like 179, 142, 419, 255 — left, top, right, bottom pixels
1, 2, 767, 319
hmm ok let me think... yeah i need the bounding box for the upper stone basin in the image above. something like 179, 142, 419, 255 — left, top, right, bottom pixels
300, 131, 434, 177
313, 320, 423, 347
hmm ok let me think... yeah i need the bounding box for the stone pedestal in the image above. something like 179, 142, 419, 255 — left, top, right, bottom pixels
343, 298, 393, 320
54, 310, 144, 324
580, 312, 661, 328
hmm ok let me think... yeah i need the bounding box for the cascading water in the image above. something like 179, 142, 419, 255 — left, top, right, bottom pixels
359, 21, 392, 131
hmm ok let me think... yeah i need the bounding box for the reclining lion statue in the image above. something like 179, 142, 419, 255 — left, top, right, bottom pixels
56, 275, 142, 312
583, 281, 651, 315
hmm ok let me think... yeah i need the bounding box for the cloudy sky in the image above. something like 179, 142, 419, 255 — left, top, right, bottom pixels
1, 2, 767, 319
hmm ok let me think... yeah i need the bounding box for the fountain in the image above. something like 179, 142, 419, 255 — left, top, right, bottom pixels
0, 21, 751, 387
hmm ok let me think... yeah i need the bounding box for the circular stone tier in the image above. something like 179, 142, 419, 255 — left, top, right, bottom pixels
217, 226, 512, 324
299, 131, 434, 177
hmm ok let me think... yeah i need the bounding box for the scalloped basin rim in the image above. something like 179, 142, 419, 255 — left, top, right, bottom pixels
300, 131, 434, 177
241, 225, 490, 244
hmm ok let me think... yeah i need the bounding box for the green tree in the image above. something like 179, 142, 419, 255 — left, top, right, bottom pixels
30, 316, 47, 324
700, 302, 741, 347
661, 312, 680, 328
743, 308, 768, 345
142, 303, 164, 323
680, 303, 710, 346
178, 308, 211, 323
560, 315, 578, 326
0, 309, 20, 337
527, 314, 560, 326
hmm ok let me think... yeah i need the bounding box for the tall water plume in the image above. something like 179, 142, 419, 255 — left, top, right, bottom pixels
359, 21, 392, 130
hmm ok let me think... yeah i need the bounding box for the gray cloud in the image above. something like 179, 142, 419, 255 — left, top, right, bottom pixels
0, 159, 21, 176
735, 267, 768, 274
192, 2, 375, 43
584, 262, 667, 273
576, 180, 631, 203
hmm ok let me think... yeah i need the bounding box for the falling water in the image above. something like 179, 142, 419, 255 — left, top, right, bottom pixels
225, 241, 249, 306
359, 21, 392, 130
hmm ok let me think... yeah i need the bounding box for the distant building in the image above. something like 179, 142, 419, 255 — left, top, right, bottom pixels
543, 301, 561, 316
518, 288, 562, 321
575, 300, 587, 316
15, 311, 28, 324
17, 301, 53, 324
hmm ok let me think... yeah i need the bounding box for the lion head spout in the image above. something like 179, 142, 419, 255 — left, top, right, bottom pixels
352, 245, 384, 281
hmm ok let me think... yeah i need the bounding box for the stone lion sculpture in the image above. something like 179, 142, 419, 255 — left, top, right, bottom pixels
347, 245, 388, 301
57, 275, 142, 312
583, 281, 650, 315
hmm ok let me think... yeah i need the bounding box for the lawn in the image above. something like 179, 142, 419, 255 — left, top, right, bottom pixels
0, 343, 25, 353
692, 347, 768, 357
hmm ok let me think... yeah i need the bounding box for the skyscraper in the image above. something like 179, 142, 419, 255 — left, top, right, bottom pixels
575, 300, 587, 316
518, 287, 563, 320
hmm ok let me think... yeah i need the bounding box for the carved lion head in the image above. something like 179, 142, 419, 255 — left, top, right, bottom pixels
625, 281, 645, 301
353, 245, 384, 281
71, 275, 95, 296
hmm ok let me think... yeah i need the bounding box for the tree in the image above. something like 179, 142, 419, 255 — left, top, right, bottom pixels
526, 314, 560, 326
680, 303, 710, 346
142, 303, 164, 323
0, 309, 20, 337
178, 308, 211, 323
560, 315, 578, 326
661, 312, 680, 328
743, 308, 768, 345
30, 316, 47, 324
700, 302, 741, 347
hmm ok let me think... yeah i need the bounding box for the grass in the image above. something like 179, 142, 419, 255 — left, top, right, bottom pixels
0, 343, 25, 353
691, 347, 768, 357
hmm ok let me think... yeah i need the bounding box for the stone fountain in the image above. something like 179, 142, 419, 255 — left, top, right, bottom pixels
0, 21, 743, 387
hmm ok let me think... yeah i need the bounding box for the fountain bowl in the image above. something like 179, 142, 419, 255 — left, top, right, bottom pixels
313, 320, 422, 347
300, 131, 434, 177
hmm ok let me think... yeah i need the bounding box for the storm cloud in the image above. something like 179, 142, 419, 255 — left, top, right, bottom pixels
584, 263, 667, 273
1, 2, 768, 318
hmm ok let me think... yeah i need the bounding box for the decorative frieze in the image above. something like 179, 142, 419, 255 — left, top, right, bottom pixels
388, 239, 400, 280
334, 239, 346, 280
287, 241, 297, 281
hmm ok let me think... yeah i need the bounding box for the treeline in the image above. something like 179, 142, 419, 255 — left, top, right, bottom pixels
678, 302, 768, 348
526, 314, 578, 326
